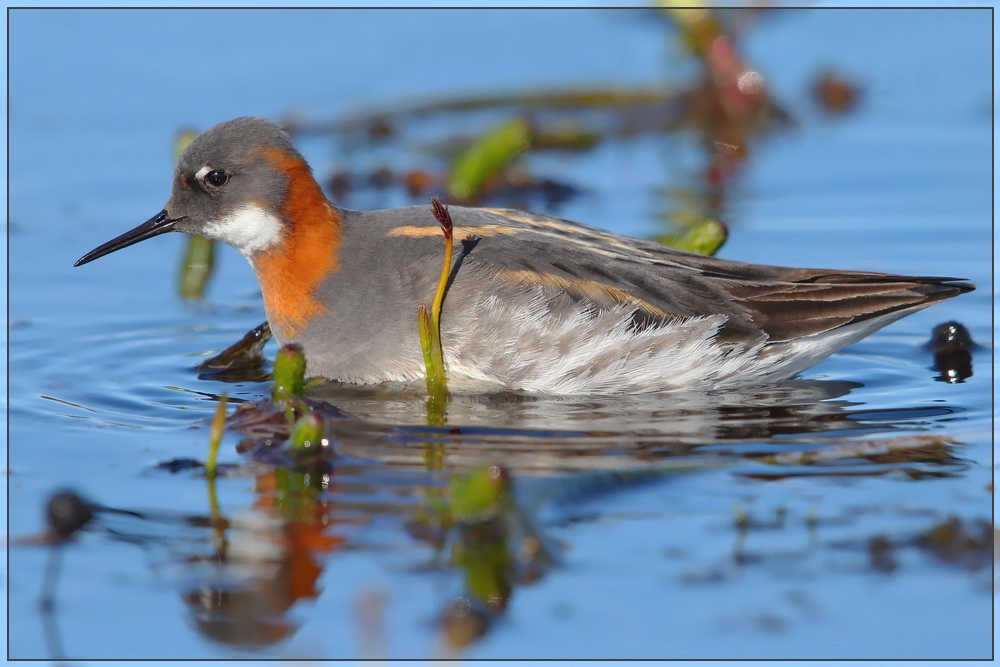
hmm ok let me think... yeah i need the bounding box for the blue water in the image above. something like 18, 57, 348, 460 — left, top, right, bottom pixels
7, 8, 994, 661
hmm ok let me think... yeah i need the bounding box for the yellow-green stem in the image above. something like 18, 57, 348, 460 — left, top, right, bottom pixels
206, 474, 227, 559
431, 231, 454, 333
205, 392, 228, 479
418, 198, 455, 405
418, 304, 445, 397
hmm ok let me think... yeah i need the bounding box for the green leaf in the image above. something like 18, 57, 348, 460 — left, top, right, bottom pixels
447, 119, 531, 201
179, 235, 215, 301
658, 219, 728, 256
288, 412, 324, 451
272, 343, 307, 405
449, 466, 511, 522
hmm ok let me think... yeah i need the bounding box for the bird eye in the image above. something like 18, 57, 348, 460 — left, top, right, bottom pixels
204, 169, 229, 188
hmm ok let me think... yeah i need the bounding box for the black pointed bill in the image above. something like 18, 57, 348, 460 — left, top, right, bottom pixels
74, 210, 185, 267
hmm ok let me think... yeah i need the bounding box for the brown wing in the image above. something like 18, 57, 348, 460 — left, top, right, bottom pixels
366, 204, 973, 346
452, 207, 974, 344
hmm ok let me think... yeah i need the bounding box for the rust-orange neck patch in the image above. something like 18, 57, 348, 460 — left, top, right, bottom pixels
254, 149, 342, 339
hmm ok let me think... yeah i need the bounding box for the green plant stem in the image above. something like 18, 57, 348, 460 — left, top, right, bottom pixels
205, 392, 228, 479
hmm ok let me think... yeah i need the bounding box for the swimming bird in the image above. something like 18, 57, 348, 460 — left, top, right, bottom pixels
75, 117, 973, 394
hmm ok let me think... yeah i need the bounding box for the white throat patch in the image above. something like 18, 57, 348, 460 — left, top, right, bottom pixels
202, 204, 283, 258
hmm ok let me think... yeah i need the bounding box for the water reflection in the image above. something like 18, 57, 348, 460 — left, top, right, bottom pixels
163, 376, 969, 651
178, 498, 341, 649
304, 378, 959, 474
27, 396, 976, 658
